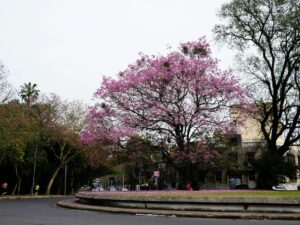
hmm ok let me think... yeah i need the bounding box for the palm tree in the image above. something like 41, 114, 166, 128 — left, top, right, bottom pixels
19, 82, 40, 195
19, 82, 40, 107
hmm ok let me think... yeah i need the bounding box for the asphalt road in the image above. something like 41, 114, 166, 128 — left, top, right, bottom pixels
0, 197, 299, 225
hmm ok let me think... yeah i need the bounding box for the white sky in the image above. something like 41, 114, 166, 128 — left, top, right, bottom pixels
0, 0, 233, 103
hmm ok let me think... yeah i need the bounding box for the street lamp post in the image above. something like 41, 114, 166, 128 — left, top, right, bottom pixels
64, 163, 68, 195
31, 144, 38, 195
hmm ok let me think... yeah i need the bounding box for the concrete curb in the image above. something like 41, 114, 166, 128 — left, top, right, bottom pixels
0, 195, 66, 200
57, 199, 300, 220
76, 192, 300, 204
76, 192, 300, 213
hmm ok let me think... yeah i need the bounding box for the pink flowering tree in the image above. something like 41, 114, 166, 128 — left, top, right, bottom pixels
81, 38, 250, 188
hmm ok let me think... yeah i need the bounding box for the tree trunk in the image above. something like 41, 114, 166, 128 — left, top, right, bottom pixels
46, 165, 63, 195
12, 166, 23, 195
176, 163, 199, 190
12, 183, 18, 195
222, 169, 227, 185
188, 163, 198, 190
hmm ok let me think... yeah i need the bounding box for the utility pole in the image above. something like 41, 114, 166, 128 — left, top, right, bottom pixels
31, 144, 38, 195
64, 163, 68, 195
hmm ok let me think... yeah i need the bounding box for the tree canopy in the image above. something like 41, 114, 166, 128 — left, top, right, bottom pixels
81, 38, 250, 186
214, 0, 300, 155
19, 82, 40, 107
0, 62, 14, 103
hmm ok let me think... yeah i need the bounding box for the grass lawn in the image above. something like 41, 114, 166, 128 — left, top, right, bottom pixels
95, 190, 300, 198
171, 191, 300, 198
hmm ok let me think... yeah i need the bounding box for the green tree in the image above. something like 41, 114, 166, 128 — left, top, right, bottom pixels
253, 151, 298, 189
19, 82, 40, 194
119, 136, 159, 189
0, 62, 14, 103
214, 0, 300, 155
0, 102, 36, 194
42, 94, 86, 194
207, 134, 242, 184
19, 82, 40, 107
214, 0, 300, 187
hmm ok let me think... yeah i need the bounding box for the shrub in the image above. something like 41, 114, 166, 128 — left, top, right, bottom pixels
253, 152, 298, 189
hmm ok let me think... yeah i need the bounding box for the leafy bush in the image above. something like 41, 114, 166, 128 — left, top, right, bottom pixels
253, 152, 298, 189
235, 184, 249, 189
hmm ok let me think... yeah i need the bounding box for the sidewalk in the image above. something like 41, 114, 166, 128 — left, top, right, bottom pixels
57, 199, 300, 220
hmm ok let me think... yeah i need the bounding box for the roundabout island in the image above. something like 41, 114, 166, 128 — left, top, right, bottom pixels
58, 190, 300, 220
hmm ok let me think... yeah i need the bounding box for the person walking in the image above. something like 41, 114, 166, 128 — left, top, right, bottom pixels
1, 182, 8, 195
185, 183, 192, 191
34, 184, 40, 196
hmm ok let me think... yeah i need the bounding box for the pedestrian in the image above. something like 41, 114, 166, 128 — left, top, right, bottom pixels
185, 183, 192, 191
1, 182, 8, 195
34, 184, 40, 196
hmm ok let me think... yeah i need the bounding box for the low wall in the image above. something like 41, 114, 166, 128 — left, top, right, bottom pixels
76, 192, 300, 213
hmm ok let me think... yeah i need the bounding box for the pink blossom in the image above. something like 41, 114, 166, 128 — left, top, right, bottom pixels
85, 189, 258, 195
81, 38, 251, 166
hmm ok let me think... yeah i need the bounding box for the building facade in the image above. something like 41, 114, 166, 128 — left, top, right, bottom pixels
231, 107, 300, 189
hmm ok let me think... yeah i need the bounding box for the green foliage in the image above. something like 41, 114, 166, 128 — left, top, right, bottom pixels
212, 134, 241, 172
253, 151, 298, 189
0, 62, 14, 103
118, 136, 160, 188
214, 0, 300, 156
0, 102, 37, 165
19, 82, 40, 107
0, 94, 91, 195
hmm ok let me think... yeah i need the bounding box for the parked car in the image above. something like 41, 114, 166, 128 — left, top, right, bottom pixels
272, 184, 298, 191
92, 186, 104, 192
79, 185, 91, 192
109, 186, 116, 191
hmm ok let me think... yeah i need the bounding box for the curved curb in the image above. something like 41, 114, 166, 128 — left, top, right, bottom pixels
57, 199, 300, 220
76, 192, 300, 213
0, 195, 65, 200
76, 192, 300, 204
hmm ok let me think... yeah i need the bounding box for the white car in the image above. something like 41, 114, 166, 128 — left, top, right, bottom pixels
109, 186, 116, 191
92, 186, 104, 192
272, 184, 298, 191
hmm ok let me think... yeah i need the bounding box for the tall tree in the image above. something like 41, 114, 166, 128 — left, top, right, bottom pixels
119, 136, 160, 189
43, 94, 86, 194
19, 82, 40, 107
0, 102, 36, 194
81, 38, 249, 187
0, 62, 14, 103
214, 0, 300, 156
19, 82, 40, 194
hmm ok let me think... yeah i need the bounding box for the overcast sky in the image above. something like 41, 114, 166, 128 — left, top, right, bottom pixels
0, 0, 233, 103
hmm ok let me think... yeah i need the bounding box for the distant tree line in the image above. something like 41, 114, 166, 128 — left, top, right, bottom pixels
0, 68, 114, 194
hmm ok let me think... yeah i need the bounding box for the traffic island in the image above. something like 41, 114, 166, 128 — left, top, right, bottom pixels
57, 190, 300, 220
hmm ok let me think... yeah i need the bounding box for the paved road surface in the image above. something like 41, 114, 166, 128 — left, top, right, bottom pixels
0, 197, 299, 225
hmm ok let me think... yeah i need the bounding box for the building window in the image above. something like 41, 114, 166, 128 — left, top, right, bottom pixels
228, 152, 238, 161
230, 138, 237, 146
205, 174, 215, 183
287, 153, 295, 165
246, 152, 255, 165
215, 171, 222, 182
198, 172, 206, 183
248, 170, 256, 181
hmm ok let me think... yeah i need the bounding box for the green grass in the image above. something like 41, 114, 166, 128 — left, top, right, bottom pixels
180, 191, 300, 198
125, 191, 300, 198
